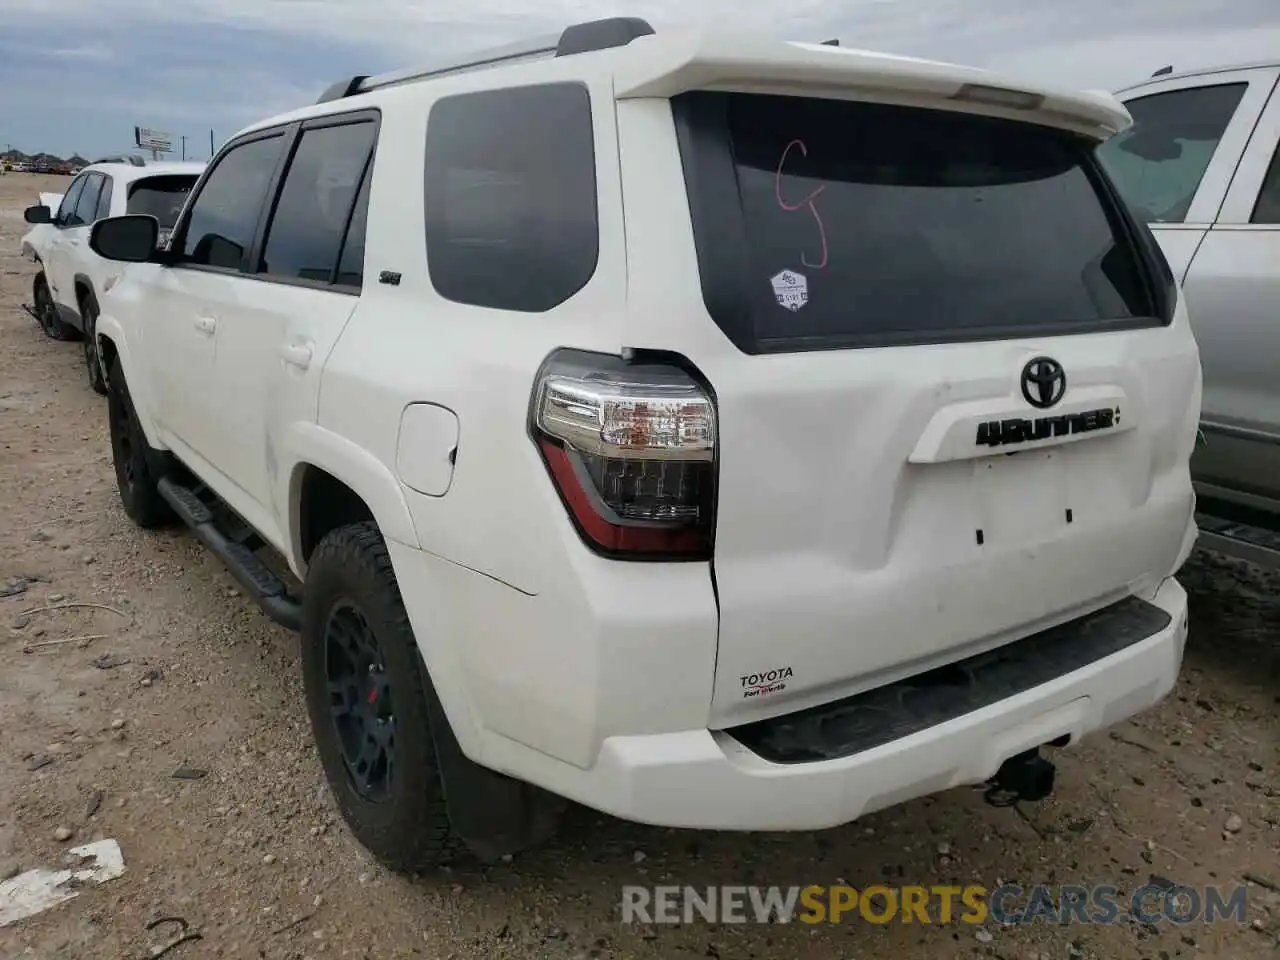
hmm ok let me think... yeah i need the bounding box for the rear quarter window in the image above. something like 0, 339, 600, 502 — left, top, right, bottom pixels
672, 92, 1165, 354
423, 82, 598, 313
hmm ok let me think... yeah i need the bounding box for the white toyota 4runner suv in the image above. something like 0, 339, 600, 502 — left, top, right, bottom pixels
21, 161, 205, 393
87, 19, 1201, 870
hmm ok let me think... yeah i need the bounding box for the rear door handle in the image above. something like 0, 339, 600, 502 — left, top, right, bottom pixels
279, 341, 313, 370
194, 316, 216, 336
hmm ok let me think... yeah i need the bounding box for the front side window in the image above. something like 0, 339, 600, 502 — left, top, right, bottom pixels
55, 175, 87, 225
1097, 83, 1248, 224
179, 135, 285, 270
259, 119, 376, 284
424, 82, 598, 312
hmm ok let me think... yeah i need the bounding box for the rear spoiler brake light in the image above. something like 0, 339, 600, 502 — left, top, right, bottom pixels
612, 31, 1131, 139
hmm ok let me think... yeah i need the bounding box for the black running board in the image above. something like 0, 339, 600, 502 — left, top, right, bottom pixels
157, 477, 302, 631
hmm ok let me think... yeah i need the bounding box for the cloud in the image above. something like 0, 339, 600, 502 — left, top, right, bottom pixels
0, 0, 1275, 158
0, 16, 364, 158
4, 0, 1262, 64
36, 44, 115, 62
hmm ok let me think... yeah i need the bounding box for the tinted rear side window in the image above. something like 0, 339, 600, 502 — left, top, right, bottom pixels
95, 177, 113, 220
424, 82, 598, 312
673, 92, 1161, 354
336, 163, 372, 288
259, 119, 376, 285
127, 175, 198, 229
1252, 141, 1280, 224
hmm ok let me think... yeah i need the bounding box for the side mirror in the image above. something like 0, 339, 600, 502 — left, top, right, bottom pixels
23, 205, 51, 225
89, 215, 159, 263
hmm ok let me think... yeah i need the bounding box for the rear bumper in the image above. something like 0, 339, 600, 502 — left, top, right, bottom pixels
506, 576, 1187, 831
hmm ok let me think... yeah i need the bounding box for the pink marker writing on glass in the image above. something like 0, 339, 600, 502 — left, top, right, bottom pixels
774, 138, 829, 270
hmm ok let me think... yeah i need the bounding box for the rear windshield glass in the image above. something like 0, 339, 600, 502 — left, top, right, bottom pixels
127, 175, 198, 229
673, 92, 1158, 352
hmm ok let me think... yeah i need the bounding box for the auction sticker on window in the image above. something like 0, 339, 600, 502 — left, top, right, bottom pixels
770, 270, 808, 312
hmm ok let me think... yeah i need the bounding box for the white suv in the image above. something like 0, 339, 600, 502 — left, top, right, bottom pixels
87, 19, 1202, 870
21, 161, 205, 393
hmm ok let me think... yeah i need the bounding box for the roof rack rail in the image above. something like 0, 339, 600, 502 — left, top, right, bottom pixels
316, 16, 655, 104
316, 75, 369, 104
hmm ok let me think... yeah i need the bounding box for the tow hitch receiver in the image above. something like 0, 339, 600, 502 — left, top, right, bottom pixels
983, 748, 1056, 807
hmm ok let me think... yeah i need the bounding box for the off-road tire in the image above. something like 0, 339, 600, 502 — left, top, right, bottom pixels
301, 522, 453, 873
33, 272, 78, 341
80, 293, 108, 395
106, 355, 173, 528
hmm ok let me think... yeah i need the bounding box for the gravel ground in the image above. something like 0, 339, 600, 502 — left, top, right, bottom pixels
0, 171, 1277, 960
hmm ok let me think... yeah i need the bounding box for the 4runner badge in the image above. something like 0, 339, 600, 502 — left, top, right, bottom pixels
976, 407, 1120, 448
741, 666, 794, 699
770, 270, 808, 312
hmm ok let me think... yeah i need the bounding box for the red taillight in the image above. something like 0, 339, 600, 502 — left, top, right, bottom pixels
531, 350, 717, 560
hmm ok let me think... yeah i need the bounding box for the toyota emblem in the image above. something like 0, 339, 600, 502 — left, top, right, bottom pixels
1020, 357, 1066, 409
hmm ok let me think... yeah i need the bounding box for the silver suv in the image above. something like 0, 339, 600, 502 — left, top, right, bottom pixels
1099, 60, 1280, 564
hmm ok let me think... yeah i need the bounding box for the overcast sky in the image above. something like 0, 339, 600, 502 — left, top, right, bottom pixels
2, 0, 1278, 159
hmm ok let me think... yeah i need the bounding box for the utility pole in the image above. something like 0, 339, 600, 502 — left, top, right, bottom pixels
181, 135, 187, 160
210, 129, 215, 157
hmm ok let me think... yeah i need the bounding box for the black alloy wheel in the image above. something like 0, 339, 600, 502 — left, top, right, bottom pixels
81, 296, 107, 395
324, 602, 397, 803
34, 275, 58, 337
105, 355, 173, 528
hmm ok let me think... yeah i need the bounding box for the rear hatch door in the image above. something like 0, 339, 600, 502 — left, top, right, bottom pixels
614, 44, 1201, 729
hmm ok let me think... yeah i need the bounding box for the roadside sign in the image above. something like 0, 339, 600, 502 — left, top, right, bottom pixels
134, 127, 173, 152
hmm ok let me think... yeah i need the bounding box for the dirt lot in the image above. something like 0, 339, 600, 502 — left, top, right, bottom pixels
0, 171, 1276, 960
